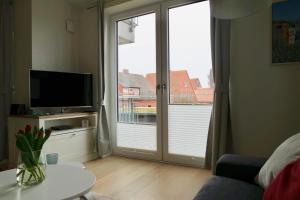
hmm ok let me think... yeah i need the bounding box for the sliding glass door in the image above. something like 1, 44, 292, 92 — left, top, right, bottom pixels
110, 0, 212, 166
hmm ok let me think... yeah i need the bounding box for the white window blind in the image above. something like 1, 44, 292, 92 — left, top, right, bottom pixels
117, 123, 157, 151
168, 105, 212, 157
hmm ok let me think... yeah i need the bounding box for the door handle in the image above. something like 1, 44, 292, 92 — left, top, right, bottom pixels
161, 83, 166, 95
156, 84, 161, 90
156, 84, 161, 95
156, 84, 166, 95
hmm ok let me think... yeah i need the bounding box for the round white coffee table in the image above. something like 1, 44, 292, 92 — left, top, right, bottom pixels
0, 165, 96, 200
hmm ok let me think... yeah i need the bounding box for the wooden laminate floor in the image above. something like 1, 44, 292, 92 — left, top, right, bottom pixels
85, 156, 212, 200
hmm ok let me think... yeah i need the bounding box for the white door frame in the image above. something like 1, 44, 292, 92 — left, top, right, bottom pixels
161, 0, 206, 167
109, 0, 207, 167
109, 4, 163, 161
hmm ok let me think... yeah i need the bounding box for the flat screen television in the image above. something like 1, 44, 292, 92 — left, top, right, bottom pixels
30, 70, 93, 108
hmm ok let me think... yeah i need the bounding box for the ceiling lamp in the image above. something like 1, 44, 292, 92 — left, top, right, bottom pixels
210, 0, 273, 19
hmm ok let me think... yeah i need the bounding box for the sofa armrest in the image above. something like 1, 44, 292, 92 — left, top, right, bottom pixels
215, 154, 267, 184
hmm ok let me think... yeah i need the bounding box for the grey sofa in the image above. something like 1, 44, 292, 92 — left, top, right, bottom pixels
194, 154, 268, 200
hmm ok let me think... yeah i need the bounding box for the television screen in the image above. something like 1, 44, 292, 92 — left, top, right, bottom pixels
30, 70, 93, 108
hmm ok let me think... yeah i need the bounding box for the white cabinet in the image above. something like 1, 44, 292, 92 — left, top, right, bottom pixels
8, 112, 98, 166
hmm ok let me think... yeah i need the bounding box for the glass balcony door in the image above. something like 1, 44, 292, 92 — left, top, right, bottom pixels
161, 0, 213, 166
110, 6, 162, 160
110, 0, 212, 166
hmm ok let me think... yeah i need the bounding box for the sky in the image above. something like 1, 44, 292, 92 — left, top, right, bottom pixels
272, 0, 300, 21
118, 1, 212, 87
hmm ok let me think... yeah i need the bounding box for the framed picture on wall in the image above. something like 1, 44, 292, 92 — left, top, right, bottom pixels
272, 0, 300, 64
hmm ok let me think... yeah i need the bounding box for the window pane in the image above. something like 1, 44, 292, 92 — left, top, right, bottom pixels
117, 13, 157, 151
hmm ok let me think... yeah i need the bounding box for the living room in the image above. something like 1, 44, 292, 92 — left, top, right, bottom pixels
0, 0, 300, 200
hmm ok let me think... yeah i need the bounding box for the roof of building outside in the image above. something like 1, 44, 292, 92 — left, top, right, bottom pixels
194, 88, 214, 103
119, 69, 214, 103
119, 71, 155, 98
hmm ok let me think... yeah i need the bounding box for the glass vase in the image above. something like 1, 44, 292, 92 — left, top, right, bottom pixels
16, 150, 47, 187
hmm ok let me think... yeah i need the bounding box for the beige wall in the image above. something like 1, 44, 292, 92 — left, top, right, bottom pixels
230, 8, 300, 157
13, 0, 32, 105
78, 7, 99, 106
31, 0, 81, 72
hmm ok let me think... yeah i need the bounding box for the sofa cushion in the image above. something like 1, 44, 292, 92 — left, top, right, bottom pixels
257, 133, 300, 188
193, 176, 264, 200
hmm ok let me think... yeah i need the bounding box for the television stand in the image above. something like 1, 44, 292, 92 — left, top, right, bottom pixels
8, 112, 98, 166
60, 107, 69, 113
51, 125, 74, 131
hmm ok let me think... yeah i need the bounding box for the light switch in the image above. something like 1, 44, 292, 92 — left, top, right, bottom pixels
66, 19, 75, 33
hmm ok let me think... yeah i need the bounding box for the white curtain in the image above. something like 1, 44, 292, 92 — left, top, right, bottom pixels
0, 0, 13, 161
96, 0, 112, 157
